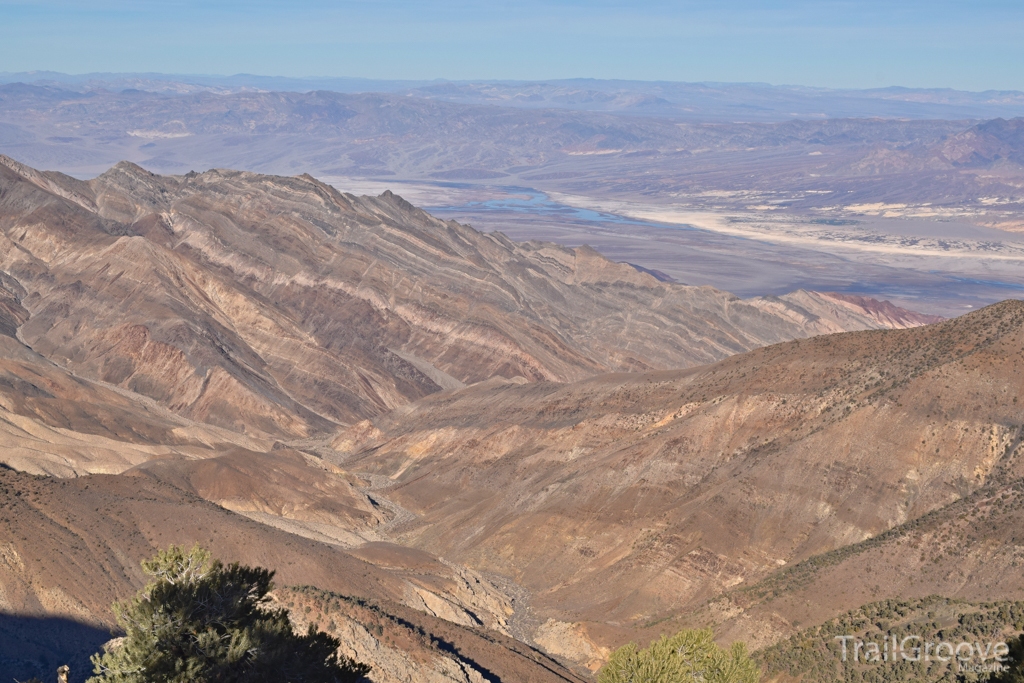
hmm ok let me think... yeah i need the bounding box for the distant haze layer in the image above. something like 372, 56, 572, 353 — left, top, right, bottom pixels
3, 73, 1024, 121
1, 76, 1024, 315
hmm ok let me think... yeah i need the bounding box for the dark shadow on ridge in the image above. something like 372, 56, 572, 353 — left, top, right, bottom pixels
0, 613, 113, 683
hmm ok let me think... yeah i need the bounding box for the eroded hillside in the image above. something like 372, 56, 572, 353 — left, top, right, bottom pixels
0, 466, 586, 682
0, 155, 1014, 682
328, 301, 1024, 658
0, 155, 933, 440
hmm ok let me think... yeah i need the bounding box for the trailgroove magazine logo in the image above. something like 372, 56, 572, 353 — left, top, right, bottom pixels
835, 635, 1010, 674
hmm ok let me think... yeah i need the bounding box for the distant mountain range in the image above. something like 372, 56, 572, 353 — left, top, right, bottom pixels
1, 81, 1022, 223
3, 72, 1024, 121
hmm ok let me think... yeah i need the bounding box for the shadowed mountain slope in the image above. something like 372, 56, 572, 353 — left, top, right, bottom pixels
327, 300, 1024, 655
0, 155, 923, 441
0, 614, 111, 683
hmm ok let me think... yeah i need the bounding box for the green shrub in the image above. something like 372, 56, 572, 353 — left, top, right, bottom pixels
598, 628, 760, 683
88, 545, 370, 683
993, 635, 1024, 682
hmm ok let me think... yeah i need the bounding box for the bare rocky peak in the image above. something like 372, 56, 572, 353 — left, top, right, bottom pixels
0, 157, 931, 440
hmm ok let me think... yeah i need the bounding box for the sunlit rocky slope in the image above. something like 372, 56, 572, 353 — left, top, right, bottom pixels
328, 300, 1024, 661
2, 299, 1018, 679
0, 155, 927, 443
2, 155, 1002, 682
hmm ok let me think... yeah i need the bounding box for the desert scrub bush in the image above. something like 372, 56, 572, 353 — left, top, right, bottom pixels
598, 627, 759, 683
757, 598, 1024, 683
993, 635, 1024, 682
88, 545, 370, 683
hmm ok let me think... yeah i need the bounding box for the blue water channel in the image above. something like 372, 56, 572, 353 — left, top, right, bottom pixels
425, 185, 668, 229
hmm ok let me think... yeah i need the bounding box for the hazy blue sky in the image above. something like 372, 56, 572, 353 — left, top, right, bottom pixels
2, 0, 1022, 90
